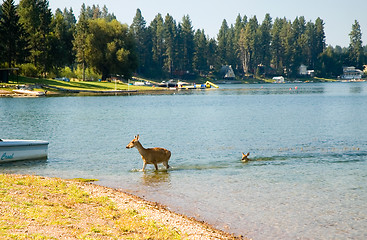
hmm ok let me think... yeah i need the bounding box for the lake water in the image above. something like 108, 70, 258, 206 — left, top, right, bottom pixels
1, 82, 367, 239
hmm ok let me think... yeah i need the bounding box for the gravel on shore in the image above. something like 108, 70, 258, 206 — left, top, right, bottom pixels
0, 174, 245, 239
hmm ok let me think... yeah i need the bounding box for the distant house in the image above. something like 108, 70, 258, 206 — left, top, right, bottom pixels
272, 76, 285, 83
341, 66, 363, 80
299, 64, 314, 77
220, 65, 235, 79
299, 64, 308, 75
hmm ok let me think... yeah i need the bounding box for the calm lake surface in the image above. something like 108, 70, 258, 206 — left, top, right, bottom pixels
1, 82, 367, 239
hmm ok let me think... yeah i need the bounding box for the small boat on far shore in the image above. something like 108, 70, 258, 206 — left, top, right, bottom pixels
0, 139, 49, 163
13, 89, 46, 96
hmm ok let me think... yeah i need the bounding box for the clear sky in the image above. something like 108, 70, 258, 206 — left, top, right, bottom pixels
15, 0, 367, 47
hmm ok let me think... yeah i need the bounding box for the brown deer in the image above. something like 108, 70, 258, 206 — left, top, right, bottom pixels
241, 152, 251, 163
126, 135, 171, 171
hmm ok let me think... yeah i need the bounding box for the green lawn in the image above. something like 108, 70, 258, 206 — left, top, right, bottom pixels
6, 76, 154, 91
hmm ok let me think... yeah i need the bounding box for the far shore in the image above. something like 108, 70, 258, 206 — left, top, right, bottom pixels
0, 75, 346, 98
0, 76, 176, 97
0, 174, 243, 239
0, 88, 178, 97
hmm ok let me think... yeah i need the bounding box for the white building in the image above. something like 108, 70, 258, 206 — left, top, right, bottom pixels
272, 76, 285, 83
299, 64, 308, 75
341, 66, 363, 80
299, 64, 314, 77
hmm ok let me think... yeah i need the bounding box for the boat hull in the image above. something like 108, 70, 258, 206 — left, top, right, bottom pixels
0, 140, 49, 163
13, 89, 45, 96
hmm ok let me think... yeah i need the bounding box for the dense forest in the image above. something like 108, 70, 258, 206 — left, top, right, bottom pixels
0, 0, 366, 80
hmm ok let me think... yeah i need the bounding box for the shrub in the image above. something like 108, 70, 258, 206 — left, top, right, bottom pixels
19, 63, 39, 77
74, 65, 101, 81
60, 66, 77, 79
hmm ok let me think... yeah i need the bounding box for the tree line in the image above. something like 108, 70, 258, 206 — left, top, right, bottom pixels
0, 0, 366, 81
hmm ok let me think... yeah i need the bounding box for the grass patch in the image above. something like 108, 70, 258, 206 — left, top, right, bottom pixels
5, 76, 154, 92
70, 178, 99, 183
0, 174, 182, 239
313, 77, 339, 82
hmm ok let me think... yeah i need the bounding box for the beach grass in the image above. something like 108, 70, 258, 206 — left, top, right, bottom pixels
0, 174, 182, 239
70, 178, 99, 183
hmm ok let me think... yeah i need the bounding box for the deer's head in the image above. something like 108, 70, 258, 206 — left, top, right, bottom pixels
241, 152, 250, 161
126, 135, 140, 149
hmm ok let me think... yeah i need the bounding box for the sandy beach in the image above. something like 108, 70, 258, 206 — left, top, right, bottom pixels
0, 174, 244, 239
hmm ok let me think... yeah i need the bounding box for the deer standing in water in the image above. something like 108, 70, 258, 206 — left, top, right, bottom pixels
126, 135, 171, 171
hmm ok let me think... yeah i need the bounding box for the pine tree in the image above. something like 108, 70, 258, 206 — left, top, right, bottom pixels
63, 8, 76, 65
217, 19, 229, 64
233, 14, 246, 73
314, 18, 326, 57
313, 17, 326, 74
149, 13, 164, 77
52, 8, 76, 68
91, 5, 101, 19
270, 17, 286, 75
239, 16, 259, 74
0, 0, 29, 67
301, 21, 315, 68
163, 14, 177, 76
180, 15, 195, 74
280, 20, 294, 76
101, 5, 116, 22
73, 4, 89, 80
130, 9, 149, 75
234, 14, 245, 42
18, 0, 52, 74
291, 16, 306, 74
257, 14, 272, 73
348, 20, 363, 69
207, 38, 218, 71
228, 26, 238, 66
193, 29, 209, 74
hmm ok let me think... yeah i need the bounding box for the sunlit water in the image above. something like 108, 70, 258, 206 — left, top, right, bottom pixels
1, 83, 367, 239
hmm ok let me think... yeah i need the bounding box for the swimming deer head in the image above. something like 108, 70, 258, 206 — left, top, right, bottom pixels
241, 152, 250, 162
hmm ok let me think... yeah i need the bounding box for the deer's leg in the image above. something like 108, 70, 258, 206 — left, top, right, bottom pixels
163, 161, 170, 169
153, 163, 158, 171
141, 162, 147, 171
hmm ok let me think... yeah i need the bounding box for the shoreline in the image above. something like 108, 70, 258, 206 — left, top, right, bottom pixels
86, 182, 244, 240
0, 174, 244, 239
0, 78, 359, 98
0, 88, 192, 98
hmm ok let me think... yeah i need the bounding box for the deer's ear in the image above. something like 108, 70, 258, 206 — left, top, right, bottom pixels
247, 152, 250, 156
136, 134, 139, 140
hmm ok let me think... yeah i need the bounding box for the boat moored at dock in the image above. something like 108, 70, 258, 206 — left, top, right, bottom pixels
0, 139, 49, 163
